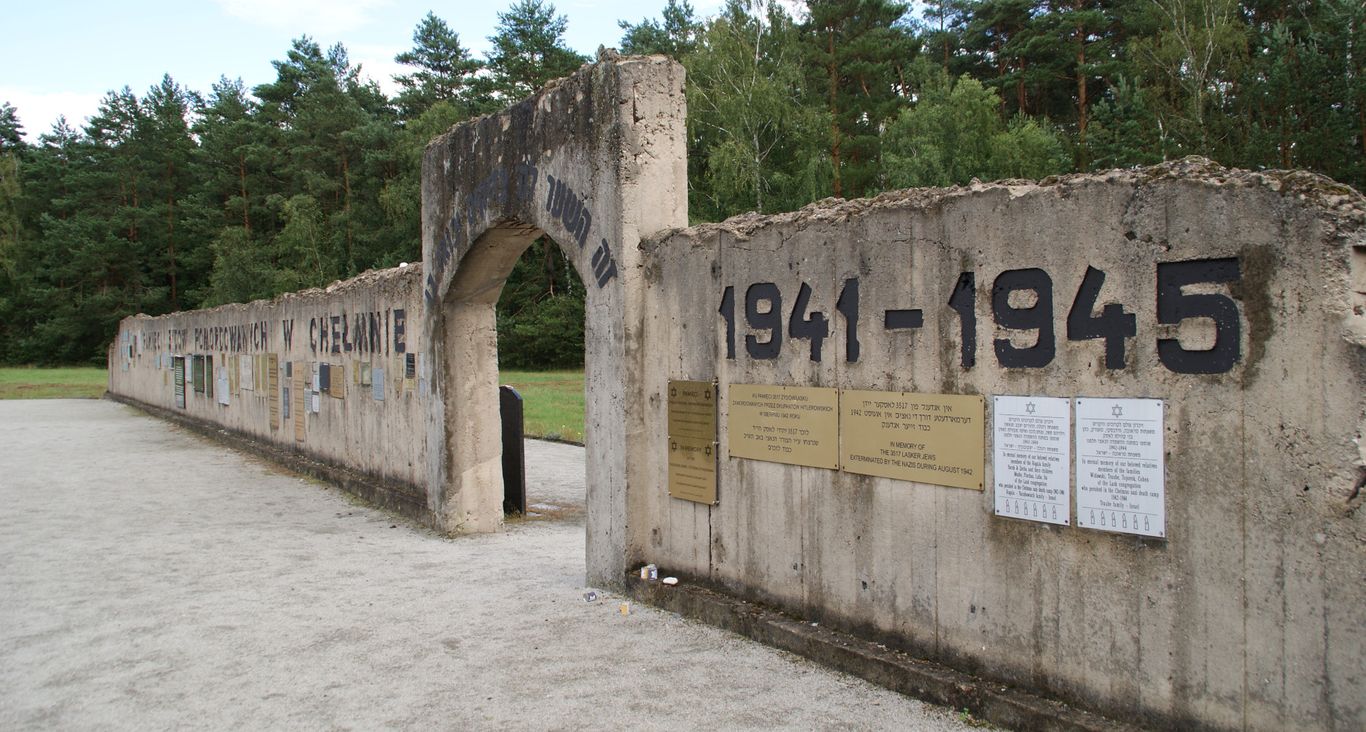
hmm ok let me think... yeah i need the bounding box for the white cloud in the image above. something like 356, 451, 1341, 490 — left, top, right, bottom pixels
0, 87, 103, 142
214, 0, 393, 36
350, 44, 405, 97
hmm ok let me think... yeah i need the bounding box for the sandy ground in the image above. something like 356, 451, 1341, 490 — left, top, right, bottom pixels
0, 399, 977, 731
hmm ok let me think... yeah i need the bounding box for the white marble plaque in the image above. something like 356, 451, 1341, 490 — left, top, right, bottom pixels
993, 395, 1070, 525
215, 367, 230, 406
1075, 397, 1165, 537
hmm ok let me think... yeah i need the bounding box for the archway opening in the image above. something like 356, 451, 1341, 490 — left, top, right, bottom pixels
436, 219, 589, 532
493, 231, 586, 520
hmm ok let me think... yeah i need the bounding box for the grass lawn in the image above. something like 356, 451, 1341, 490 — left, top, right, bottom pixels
0, 364, 584, 442
499, 369, 585, 444
0, 367, 108, 399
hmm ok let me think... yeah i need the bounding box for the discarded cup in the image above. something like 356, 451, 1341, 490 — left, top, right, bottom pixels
662, 576, 678, 586
583, 591, 599, 603
648, 564, 659, 581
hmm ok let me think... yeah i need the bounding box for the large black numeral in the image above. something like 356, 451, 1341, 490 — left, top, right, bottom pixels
719, 285, 736, 359
835, 278, 860, 362
1156, 258, 1241, 374
992, 268, 1055, 368
1067, 266, 1136, 369
745, 282, 783, 359
788, 283, 828, 361
948, 272, 976, 368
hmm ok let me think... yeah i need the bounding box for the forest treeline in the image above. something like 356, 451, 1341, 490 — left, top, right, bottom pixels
0, 0, 1362, 365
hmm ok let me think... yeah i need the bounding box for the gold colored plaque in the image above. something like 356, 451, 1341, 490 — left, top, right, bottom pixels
668, 380, 717, 442
330, 363, 345, 399
267, 353, 280, 430
293, 366, 306, 442
668, 380, 717, 504
727, 384, 839, 469
841, 389, 985, 490
667, 436, 717, 504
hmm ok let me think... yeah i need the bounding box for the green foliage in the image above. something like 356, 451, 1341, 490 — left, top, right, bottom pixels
990, 115, 1071, 180
1128, 0, 1249, 158
618, 0, 703, 57
496, 239, 584, 369
803, 0, 919, 198
3, 0, 1366, 368
1086, 77, 1167, 169
205, 227, 277, 306
393, 12, 486, 119
486, 0, 589, 102
685, 1, 830, 220
884, 72, 995, 187
884, 72, 1068, 187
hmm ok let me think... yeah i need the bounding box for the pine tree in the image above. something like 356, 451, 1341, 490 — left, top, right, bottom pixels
486, 0, 588, 102
618, 0, 703, 58
0, 103, 25, 362
804, 0, 919, 198
135, 75, 206, 311
393, 12, 485, 120
252, 38, 404, 284
196, 78, 271, 237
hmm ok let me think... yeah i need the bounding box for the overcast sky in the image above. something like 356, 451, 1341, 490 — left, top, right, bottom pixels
0, 0, 734, 141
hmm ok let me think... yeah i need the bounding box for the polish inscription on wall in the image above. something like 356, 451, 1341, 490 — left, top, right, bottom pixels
727, 385, 838, 469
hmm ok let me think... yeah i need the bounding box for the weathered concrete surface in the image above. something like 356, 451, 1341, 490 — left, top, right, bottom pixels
0, 399, 975, 731
639, 158, 1366, 730
108, 264, 430, 526
104, 53, 1364, 731
421, 54, 688, 583
625, 578, 1137, 732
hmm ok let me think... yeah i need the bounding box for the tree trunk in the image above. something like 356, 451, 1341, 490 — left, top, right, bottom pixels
1076, 15, 1089, 169
828, 30, 843, 199
1017, 59, 1027, 114
543, 240, 556, 296
166, 160, 177, 310
342, 155, 354, 272
238, 156, 251, 233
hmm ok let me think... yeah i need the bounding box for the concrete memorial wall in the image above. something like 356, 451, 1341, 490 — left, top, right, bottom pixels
638, 159, 1366, 730
107, 57, 1364, 729
108, 265, 429, 517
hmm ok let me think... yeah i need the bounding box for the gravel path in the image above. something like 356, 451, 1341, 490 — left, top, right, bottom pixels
0, 399, 976, 731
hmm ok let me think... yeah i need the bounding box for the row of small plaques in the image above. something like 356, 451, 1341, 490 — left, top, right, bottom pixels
726, 385, 986, 490
715, 384, 1164, 539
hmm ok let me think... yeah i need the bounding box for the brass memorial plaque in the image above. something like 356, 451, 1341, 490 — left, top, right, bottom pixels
330, 363, 345, 399
727, 384, 839, 469
668, 437, 717, 504
293, 366, 306, 442
267, 353, 280, 430
667, 380, 717, 504
841, 390, 985, 490
668, 380, 717, 441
